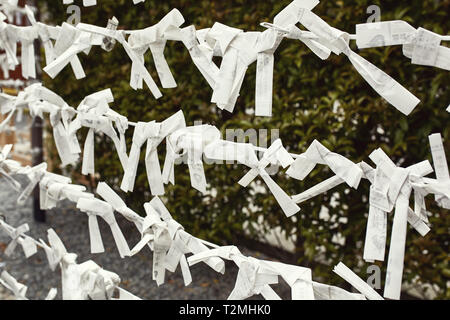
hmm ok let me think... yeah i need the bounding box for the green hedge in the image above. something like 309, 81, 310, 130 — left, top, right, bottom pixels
40, 0, 449, 299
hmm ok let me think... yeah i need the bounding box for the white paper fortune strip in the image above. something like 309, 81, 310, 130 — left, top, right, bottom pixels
0, 219, 38, 258
366, 148, 435, 299
0, 144, 22, 191
286, 139, 363, 189
428, 133, 450, 209
332, 262, 383, 300
72, 22, 163, 99
0, 270, 28, 300
204, 138, 300, 217
76, 198, 131, 258
163, 124, 220, 194
125, 9, 184, 90
96, 182, 143, 231
13, 161, 94, 210
355, 21, 450, 70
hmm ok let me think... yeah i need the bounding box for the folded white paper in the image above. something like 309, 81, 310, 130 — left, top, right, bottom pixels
355, 21, 450, 70
333, 262, 383, 300
121, 110, 185, 195
287, 140, 363, 189
163, 124, 220, 193
205, 138, 300, 216
76, 198, 131, 258
0, 270, 28, 300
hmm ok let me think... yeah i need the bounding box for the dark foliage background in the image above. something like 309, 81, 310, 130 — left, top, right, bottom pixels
39, 0, 449, 299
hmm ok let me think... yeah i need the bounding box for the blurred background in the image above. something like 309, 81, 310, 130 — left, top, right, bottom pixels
0, 0, 448, 299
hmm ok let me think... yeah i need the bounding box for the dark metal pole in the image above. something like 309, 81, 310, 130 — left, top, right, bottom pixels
29, 0, 45, 222
31, 119, 45, 222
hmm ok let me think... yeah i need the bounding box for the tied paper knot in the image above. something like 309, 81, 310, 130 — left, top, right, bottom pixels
204, 138, 299, 217
178, 25, 220, 90
76, 198, 131, 258
203, 22, 287, 116
254, 28, 284, 117
43, 22, 95, 80
128, 199, 173, 286
75, 21, 163, 99
150, 197, 195, 287
0, 270, 28, 300
39, 173, 71, 210
239, 139, 299, 217
121, 110, 185, 195
361, 159, 430, 266
69, 89, 129, 175
129, 199, 190, 286
188, 246, 281, 300
0, 144, 21, 191
288, 139, 363, 196
26, 83, 81, 166
0, 93, 18, 132
16, 162, 47, 206
47, 181, 94, 209
150, 197, 225, 281
368, 148, 434, 300
126, 9, 184, 90
60, 252, 122, 300
77, 262, 121, 300
13, 24, 38, 79
24, 5, 56, 65
0, 17, 20, 69
0, 220, 37, 258
40, 228, 71, 272
3, 83, 81, 166
269, 20, 331, 60
204, 22, 245, 113
0, 268, 57, 300
163, 124, 220, 194
355, 21, 450, 71
96, 182, 143, 230
188, 245, 320, 300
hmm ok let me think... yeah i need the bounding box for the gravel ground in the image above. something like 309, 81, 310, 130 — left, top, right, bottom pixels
0, 174, 291, 300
